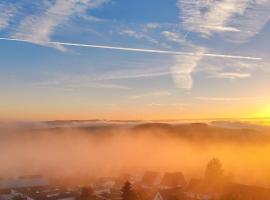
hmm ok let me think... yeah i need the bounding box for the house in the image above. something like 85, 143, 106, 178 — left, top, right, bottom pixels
184, 179, 220, 200
221, 183, 270, 200
154, 187, 185, 200
185, 178, 270, 200
136, 188, 158, 200
140, 172, 161, 188
160, 173, 186, 189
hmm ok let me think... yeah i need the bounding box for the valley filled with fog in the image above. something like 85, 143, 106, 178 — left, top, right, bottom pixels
1, 121, 270, 186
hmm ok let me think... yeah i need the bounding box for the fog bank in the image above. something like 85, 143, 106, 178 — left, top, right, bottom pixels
1, 122, 270, 186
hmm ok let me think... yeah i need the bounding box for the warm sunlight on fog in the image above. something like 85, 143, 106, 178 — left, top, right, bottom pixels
1, 123, 270, 187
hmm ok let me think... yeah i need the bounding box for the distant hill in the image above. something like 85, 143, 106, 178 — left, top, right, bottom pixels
1, 121, 269, 143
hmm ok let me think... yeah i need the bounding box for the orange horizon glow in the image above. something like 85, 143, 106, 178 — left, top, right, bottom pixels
1, 103, 269, 121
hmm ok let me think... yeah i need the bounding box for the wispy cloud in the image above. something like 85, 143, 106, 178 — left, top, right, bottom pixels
197, 56, 269, 78
75, 83, 132, 90
120, 29, 145, 39
199, 25, 240, 33
119, 28, 158, 44
177, 0, 270, 40
79, 13, 105, 22
36, 74, 132, 91
12, 0, 107, 50
209, 72, 251, 79
161, 31, 186, 44
146, 103, 186, 108
195, 96, 270, 102
0, 36, 264, 91
225, 1, 270, 42
143, 23, 160, 30
170, 47, 205, 89
129, 91, 171, 99
0, 3, 16, 30
95, 70, 171, 81
178, 0, 246, 36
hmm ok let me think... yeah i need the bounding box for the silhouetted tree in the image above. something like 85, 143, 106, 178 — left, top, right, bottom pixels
122, 181, 133, 200
77, 186, 95, 200
205, 158, 224, 184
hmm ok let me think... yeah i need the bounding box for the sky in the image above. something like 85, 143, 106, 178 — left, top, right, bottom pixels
0, 0, 270, 121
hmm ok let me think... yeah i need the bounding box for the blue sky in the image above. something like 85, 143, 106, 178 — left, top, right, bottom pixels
0, 0, 270, 120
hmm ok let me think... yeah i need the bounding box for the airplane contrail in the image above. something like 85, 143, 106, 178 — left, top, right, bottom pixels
0, 37, 262, 60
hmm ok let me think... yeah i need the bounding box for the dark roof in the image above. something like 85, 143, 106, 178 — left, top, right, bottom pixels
141, 171, 159, 186
158, 187, 184, 200
160, 173, 186, 187
184, 179, 219, 195
136, 188, 158, 200
185, 179, 270, 200
222, 183, 270, 200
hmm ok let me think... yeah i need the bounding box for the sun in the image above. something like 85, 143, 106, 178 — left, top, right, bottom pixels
253, 104, 270, 120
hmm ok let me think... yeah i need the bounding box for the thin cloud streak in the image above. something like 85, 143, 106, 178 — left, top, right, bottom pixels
209, 72, 251, 79
196, 96, 270, 102
95, 71, 171, 81
129, 91, 171, 99
146, 103, 186, 108
0, 37, 262, 61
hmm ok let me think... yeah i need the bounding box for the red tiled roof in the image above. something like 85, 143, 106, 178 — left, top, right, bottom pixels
158, 187, 184, 200
184, 179, 219, 195
160, 173, 186, 187
223, 183, 270, 200
141, 171, 159, 186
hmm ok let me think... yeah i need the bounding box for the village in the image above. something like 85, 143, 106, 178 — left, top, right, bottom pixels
0, 159, 269, 200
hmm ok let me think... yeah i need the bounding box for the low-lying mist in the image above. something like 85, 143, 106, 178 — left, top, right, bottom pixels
1, 121, 270, 186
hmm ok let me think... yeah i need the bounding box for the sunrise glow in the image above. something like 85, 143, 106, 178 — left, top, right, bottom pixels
1, 2, 270, 200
